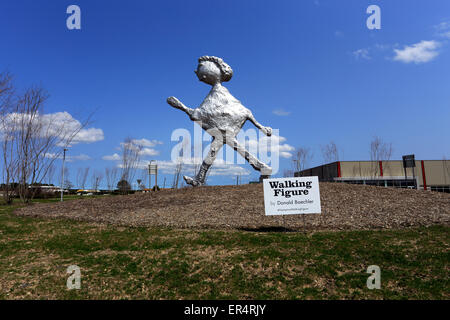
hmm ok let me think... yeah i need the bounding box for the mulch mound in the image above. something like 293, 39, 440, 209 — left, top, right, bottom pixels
15, 183, 450, 231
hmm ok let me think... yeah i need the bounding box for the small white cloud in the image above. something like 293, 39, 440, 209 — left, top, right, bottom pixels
132, 138, 163, 148
139, 147, 159, 156
69, 154, 91, 162
334, 30, 344, 38
245, 134, 294, 159
45, 153, 91, 162
441, 31, 450, 39
280, 151, 293, 158
272, 109, 291, 116
105, 138, 162, 161
72, 128, 104, 144
434, 21, 450, 38
353, 48, 371, 60
393, 40, 441, 64
102, 153, 121, 161
435, 21, 450, 31
374, 43, 392, 51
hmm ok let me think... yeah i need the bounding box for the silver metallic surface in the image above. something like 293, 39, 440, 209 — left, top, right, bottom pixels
167, 56, 272, 186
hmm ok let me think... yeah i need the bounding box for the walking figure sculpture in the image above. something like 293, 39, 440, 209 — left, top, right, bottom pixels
167, 56, 272, 186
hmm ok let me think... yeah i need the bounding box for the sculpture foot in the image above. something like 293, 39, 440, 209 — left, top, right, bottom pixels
259, 166, 272, 182
260, 166, 272, 176
183, 175, 203, 187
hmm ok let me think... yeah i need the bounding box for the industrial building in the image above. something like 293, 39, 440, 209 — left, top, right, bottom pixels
295, 160, 450, 193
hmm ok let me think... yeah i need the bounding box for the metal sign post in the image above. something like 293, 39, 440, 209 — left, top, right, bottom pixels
148, 160, 158, 190
402, 154, 416, 189
60, 148, 68, 202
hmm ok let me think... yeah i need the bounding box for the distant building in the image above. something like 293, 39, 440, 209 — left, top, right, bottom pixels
295, 160, 450, 193
28, 185, 62, 193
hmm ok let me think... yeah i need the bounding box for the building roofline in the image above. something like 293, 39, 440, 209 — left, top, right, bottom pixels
298, 159, 449, 173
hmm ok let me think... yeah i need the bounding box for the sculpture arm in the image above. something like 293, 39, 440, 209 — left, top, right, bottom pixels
167, 96, 196, 120
248, 113, 272, 136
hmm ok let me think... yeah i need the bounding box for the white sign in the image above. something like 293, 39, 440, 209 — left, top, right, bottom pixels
149, 165, 157, 175
263, 176, 321, 215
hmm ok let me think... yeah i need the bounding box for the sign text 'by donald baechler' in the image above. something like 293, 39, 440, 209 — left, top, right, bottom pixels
263, 176, 321, 215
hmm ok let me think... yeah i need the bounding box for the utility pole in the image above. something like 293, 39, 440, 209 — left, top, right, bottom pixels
148, 164, 151, 189
60, 148, 68, 202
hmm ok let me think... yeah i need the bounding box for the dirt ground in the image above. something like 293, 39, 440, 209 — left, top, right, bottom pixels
15, 183, 450, 231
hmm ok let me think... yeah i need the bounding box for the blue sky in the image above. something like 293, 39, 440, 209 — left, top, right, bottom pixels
1, 0, 449, 188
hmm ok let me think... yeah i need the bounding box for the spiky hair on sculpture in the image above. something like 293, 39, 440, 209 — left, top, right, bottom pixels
198, 56, 233, 82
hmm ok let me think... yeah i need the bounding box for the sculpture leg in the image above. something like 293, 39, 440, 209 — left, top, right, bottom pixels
226, 138, 272, 177
184, 138, 223, 186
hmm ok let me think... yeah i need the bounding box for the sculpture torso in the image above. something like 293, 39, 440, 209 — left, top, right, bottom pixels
192, 84, 251, 137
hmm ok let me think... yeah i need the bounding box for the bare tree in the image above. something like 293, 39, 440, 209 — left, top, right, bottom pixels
76, 167, 90, 190
0, 71, 16, 203
283, 169, 294, 177
59, 166, 72, 190
45, 163, 55, 185
369, 136, 393, 177
119, 137, 143, 192
191, 145, 201, 177
137, 168, 148, 189
171, 137, 190, 189
172, 161, 183, 189
0, 72, 92, 203
105, 166, 118, 191
76, 168, 83, 189
91, 170, 103, 191
292, 146, 313, 174
321, 141, 339, 164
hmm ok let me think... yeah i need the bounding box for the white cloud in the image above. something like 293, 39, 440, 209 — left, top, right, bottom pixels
334, 30, 344, 38
434, 21, 450, 38
72, 128, 104, 144
105, 138, 162, 161
42, 112, 104, 145
441, 31, 450, 39
280, 151, 293, 158
272, 109, 291, 116
245, 134, 294, 159
435, 21, 450, 31
353, 48, 371, 60
102, 153, 121, 161
374, 43, 392, 51
131, 138, 163, 148
393, 40, 441, 64
0, 111, 104, 146
45, 153, 91, 162
139, 147, 160, 156
70, 154, 91, 161
132, 159, 250, 177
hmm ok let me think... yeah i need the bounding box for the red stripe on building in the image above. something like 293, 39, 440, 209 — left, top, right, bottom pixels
337, 161, 341, 178
421, 160, 427, 190
379, 161, 383, 177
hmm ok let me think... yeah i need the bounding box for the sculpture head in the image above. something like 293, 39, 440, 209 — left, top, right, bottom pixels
195, 56, 233, 85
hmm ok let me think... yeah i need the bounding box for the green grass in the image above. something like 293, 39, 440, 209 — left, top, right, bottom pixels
0, 201, 448, 300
